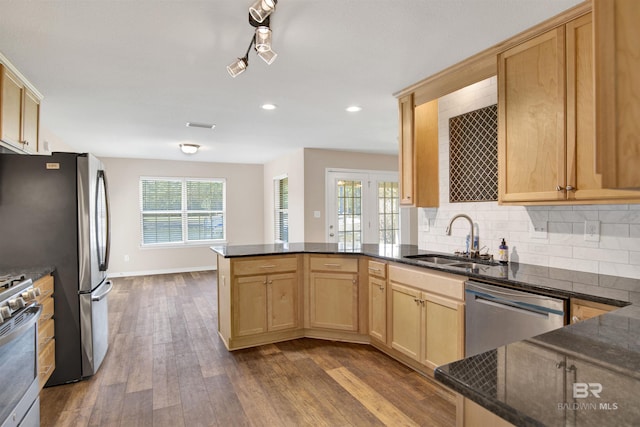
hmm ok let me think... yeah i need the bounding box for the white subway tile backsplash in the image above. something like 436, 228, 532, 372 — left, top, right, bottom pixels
599, 211, 640, 223
416, 76, 640, 280
572, 247, 629, 264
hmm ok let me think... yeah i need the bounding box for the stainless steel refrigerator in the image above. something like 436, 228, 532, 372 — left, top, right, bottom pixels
0, 152, 111, 385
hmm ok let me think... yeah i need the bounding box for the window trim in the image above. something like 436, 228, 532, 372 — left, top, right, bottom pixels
274, 174, 288, 243
139, 176, 227, 247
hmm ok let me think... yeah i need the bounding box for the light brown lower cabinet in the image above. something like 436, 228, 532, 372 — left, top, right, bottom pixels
569, 298, 618, 324
234, 272, 298, 336
459, 397, 515, 427
389, 265, 465, 370
309, 271, 358, 331
35, 274, 55, 388
217, 254, 302, 350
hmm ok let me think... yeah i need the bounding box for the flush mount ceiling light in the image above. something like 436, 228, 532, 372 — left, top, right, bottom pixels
262, 103, 277, 110
227, 1, 279, 77
346, 106, 362, 113
180, 143, 200, 154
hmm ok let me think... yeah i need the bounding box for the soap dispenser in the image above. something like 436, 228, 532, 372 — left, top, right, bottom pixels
499, 238, 509, 264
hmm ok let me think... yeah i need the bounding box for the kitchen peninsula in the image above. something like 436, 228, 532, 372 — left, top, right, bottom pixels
212, 243, 640, 426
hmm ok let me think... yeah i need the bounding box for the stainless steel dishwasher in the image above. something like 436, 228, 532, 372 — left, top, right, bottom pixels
465, 280, 566, 357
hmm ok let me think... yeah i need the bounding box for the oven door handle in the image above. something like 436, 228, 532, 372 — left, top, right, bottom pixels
92, 280, 113, 302
0, 304, 42, 347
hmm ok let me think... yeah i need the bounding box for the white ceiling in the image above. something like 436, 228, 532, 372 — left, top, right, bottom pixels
0, 0, 582, 164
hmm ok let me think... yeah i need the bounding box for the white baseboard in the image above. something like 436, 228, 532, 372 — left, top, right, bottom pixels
108, 266, 217, 278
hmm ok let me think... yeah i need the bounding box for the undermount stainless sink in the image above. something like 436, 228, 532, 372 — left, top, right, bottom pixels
404, 255, 460, 265
404, 253, 499, 267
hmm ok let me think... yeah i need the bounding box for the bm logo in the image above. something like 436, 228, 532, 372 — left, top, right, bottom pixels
573, 383, 602, 398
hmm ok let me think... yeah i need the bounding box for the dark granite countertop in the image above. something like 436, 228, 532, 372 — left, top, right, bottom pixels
213, 243, 640, 425
0, 266, 55, 283
211, 243, 635, 306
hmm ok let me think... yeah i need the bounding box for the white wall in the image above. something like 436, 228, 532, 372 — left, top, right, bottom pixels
103, 157, 264, 276
418, 77, 640, 280
303, 148, 399, 242
263, 149, 305, 243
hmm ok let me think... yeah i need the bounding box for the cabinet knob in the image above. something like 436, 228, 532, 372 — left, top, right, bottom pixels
566, 185, 575, 192
556, 185, 565, 191
572, 315, 580, 323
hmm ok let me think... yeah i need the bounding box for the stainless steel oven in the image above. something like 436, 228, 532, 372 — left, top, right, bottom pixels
0, 278, 42, 427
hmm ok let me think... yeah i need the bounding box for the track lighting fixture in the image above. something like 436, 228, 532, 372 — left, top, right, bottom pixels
227, 1, 279, 77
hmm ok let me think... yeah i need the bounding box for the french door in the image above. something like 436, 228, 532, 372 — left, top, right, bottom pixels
326, 170, 400, 249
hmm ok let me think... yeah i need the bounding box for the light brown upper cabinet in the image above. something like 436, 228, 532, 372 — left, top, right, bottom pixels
398, 95, 439, 207
594, 0, 640, 190
499, 12, 640, 204
0, 64, 40, 153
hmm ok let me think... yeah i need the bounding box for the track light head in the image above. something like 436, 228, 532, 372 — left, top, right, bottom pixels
249, 0, 277, 23
255, 26, 272, 53
257, 49, 277, 65
227, 57, 248, 78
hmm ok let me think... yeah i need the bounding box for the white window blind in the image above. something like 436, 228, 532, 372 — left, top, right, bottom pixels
274, 176, 288, 242
140, 177, 225, 245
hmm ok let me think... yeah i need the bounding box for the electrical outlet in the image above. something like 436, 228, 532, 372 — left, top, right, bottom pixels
584, 220, 600, 242
530, 221, 548, 239
124, 254, 130, 262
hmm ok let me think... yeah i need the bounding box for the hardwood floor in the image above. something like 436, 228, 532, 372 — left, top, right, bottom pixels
40, 272, 456, 427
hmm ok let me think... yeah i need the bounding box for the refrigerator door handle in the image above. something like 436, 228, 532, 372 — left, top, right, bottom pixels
91, 280, 113, 302
97, 169, 111, 271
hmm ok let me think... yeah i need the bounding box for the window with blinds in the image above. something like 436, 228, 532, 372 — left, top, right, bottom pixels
274, 176, 288, 242
140, 177, 225, 245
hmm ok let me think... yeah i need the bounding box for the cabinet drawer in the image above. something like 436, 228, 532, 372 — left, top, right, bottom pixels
38, 318, 55, 348
309, 256, 358, 273
389, 265, 465, 301
38, 337, 55, 388
39, 297, 54, 326
35, 274, 54, 303
367, 260, 387, 279
233, 256, 298, 276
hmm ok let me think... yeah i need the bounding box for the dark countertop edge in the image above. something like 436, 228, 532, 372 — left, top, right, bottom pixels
210, 245, 630, 307
434, 367, 546, 427
0, 266, 55, 283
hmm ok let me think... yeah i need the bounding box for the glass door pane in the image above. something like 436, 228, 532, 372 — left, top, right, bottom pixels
337, 179, 362, 250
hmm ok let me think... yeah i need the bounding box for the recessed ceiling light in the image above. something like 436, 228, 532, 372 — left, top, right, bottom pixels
262, 103, 277, 110
346, 106, 362, 113
186, 122, 216, 129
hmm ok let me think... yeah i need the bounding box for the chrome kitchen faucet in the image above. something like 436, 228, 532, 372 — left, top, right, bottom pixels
446, 214, 477, 257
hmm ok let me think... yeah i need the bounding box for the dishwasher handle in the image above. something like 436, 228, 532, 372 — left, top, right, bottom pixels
473, 293, 551, 319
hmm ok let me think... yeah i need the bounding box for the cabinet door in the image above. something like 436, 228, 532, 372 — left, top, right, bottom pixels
390, 282, 422, 361
498, 28, 566, 203
368, 276, 386, 343
234, 275, 267, 337
267, 272, 298, 332
570, 357, 640, 426
0, 66, 24, 146
22, 88, 39, 153
498, 342, 566, 427
398, 94, 414, 205
567, 13, 640, 202
309, 272, 358, 331
422, 293, 464, 369
594, 0, 640, 190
